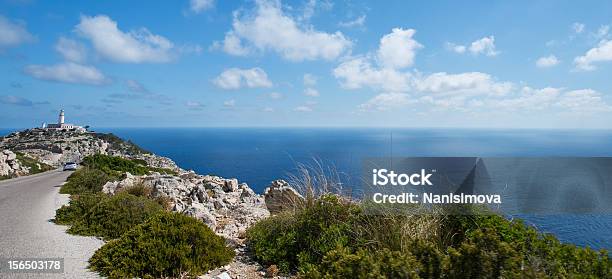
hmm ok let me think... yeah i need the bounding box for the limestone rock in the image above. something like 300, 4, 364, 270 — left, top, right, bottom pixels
0, 149, 28, 177
263, 180, 304, 214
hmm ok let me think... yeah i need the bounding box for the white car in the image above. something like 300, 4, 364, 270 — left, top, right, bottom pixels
63, 162, 78, 171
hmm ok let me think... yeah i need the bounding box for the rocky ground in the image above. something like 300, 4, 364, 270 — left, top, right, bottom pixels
1, 128, 305, 278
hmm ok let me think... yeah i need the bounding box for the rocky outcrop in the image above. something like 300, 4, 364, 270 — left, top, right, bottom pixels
264, 180, 305, 214
102, 172, 269, 241
103, 171, 275, 278
0, 128, 179, 172
0, 149, 27, 178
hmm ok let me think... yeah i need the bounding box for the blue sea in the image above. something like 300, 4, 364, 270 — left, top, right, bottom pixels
2, 127, 611, 250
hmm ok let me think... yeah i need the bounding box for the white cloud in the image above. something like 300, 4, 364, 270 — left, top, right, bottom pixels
294, 105, 313, 112
0, 15, 34, 48
555, 89, 611, 112
268, 92, 283, 99
214, 32, 251, 56
339, 15, 366, 28
218, 0, 352, 61
76, 15, 174, 63
186, 100, 204, 110
413, 72, 512, 97
468, 36, 498, 56
223, 99, 236, 107
574, 39, 612, 71
333, 56, 411, 92
445, 42, 466, 54
377, 28, 422, 69
300, 0, 317, 21
125, 79, 149, 93
0, 95, 35, 106
304, 88, 319, 97
536, 55, 560, 68
447, 36, 499, 57
595, 25, 609, 39
303, 73, 317, 86
190, 0, 214, 14
572, 22, 585, 34
55, 37, 87, 63
358, 93, 414, 111
24, 62, 108, 85
263, 107, 274, 112
213, 67, 273, 90
358, 83, 611, 114
491, 87, 561, 111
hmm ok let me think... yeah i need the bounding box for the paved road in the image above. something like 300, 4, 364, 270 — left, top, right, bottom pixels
0, 170, 104, 278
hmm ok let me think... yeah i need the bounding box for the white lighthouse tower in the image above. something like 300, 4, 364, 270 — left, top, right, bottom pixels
44, 109, 85, 132
58, 109, 65, 125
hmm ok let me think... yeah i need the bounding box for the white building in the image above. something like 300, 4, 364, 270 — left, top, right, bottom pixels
44, 110, 86, 132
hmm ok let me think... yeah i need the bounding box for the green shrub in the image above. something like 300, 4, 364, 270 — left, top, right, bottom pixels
119, 182, 172, 210
247, 195, 360, 272
59, 168, 115, 194
54, 193, 108, 225
301, 247, 421, 279
122, 182, 153, 197
89, 211, 234, 279
445, 228, 523, 279
67, 192, 163, 240
81, 154, 176, 176
248, 195, 612, 278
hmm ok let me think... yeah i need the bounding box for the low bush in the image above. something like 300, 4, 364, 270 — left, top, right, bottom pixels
89, 211, 235, 279
119, 182, 173, 210
247, 195, 612, 278
247, 195, 359, 272
59, 168, 115, 194
54, 193, 108, 225
301, 247, 421, 279
82, 154, 176, 176
67, 192, 163, 240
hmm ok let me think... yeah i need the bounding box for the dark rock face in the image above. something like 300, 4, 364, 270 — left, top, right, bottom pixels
263, 180, 305, 214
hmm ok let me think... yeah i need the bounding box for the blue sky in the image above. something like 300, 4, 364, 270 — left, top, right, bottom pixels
1, 0, 612, 128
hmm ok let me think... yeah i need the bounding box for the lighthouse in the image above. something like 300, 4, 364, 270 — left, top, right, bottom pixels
44, 109, 85, 132
58, 110, 65, 125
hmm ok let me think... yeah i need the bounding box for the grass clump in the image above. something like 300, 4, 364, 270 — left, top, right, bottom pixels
67, 192, 164, 240
89, 211, 235, 279
59, 168, 115, 195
